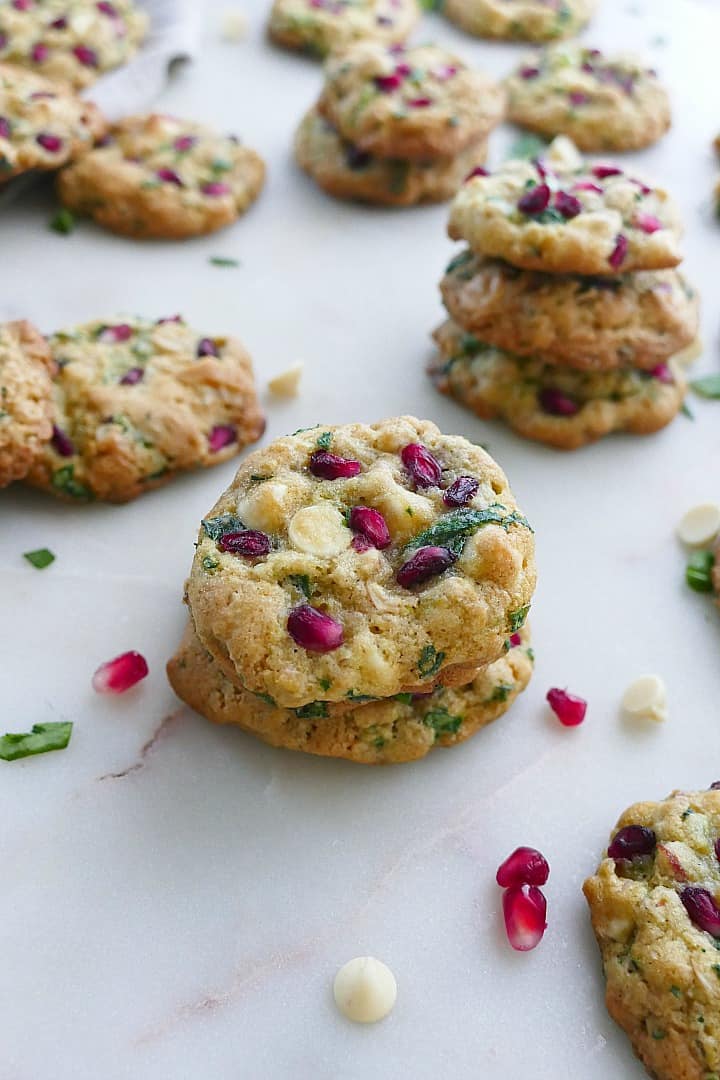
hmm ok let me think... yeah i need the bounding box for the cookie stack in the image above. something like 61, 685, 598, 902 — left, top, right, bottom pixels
431, 138, 700, 449
168, 417, 537, 765
295, 42, 505, 207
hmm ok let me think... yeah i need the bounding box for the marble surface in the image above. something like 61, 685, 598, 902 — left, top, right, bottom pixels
1, 1, 719, 1077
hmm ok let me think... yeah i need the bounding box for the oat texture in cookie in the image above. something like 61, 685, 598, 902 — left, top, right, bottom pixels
268, 0, 419, 58
186, 417, 536, 710
167, 621, 534, 765
295, 107, 488, 206
442, 0, 595, 42
25, 316, 264, 504
0, 320, 56, 488
57, 113, 265, 240
432, 319, 686, 450
0, 62, 105, 180
583, 786, 720, 1080
0, 0, 148, 90
441, 251, 698, 371
319, 42, 506, 162
448, 146, 682, 275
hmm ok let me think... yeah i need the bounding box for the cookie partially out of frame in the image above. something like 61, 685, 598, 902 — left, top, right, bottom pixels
0, 319, 56, 488
443, 0, 595, 43
268, 0, 419, 59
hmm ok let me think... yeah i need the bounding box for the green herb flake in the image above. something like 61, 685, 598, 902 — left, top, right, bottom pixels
681, 401, 695, 420
294, 701, 328, 719
686, 550, 715, 594
316, 431, 333, 450
670, 985, 682, 998
288, 574, 312, 599
201, 513, 245, 541
506, 133, 548, 162
50, 208, 75, 235
255, 692, 276, 707
209, 256, 240, 268
202, 556, 220, 573
418, 644, 445, 679
52, 465, 91, 500
318, 677, 332, 692
508, 605, 531, 632
394, 693, 413, 705
489, 683, 514, 704
690, 375, 720, 400
347, 689, 375, 702
405, 505, 532, 558
0, 721, 73, 762
423, 708, 462, 737
651, 1030, 666, 1041
23, 548, 55, 570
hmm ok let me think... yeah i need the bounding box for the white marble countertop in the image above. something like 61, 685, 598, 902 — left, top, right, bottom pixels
2, 1, 719, 1076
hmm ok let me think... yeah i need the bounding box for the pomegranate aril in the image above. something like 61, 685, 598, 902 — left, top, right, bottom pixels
681, 886, 720, 938
509, 632, 522, 647
309, 450, 361, 480
92, 650, 148, 694
287, 604, 344, 653
538, 387, 579, 416
519, 66, 540, 79
201, 181, 231, 196
517, 183, 550, 215
572, 181, 603, 194
465, 165, 488, 181
546, 687, 587, 726
217, 529, 270, 557
30, 43, 48, 62
119, 366, 144, 385
73, 44, 98, 67
348, 506, 391, 550
553, 190, 582, 219
715, 838, 720, 865
568, 91, 589, 106
51, 424, 75, 457
156, 168, 183, 186
443, 475, 478, 507
401, 443, 442, 488
49, 16, 67, 28
197, 337, 219, 357
502, 884, 547, 952
407, 96, 432, 108
208, 424, 237, 452
173, 134, 196, 152
608, 233, 628, 269
592, 164, 622, 179
634, 212, 662, 234
607, 825, 656, 862
0, 116, 10, 139
649, 362, 673, 384
99, 323, 133, 343
374, 73, 402, 92
396, 545, 456, 588
36, 132, 62, 153
97, 1, 118, 14
496, 846, 549, 888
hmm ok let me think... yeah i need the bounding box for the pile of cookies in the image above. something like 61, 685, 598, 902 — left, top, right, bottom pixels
431, 138, 699, 449
295, 42, 505, 207
168, 417, 537, 764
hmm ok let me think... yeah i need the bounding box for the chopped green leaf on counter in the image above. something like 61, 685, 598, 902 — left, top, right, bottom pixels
0, 721, 73, 762
23, 548, 55, 569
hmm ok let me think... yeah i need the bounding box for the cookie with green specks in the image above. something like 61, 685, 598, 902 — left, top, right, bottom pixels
318, 42, 505, 162
0, 319, 56, 488
440, 251, 698, 372
186, 416, 536, 711
57, 113, 265, 240
167, 621, 534, 765
448, 147, 682, 274
295, 106, 488, 206
443, 0, 595, 41
431, 319, 687, 450
584, 786, 720, 1080
268, 0, 418, 59
505, 45, 671, 153
25, 316, 264, 503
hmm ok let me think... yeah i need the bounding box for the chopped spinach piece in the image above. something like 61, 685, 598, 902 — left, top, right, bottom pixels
489, 683, 514, 704
316, 431, 333, 450
686, 550, 715, 593
294, 701, 329, 719
318, 677, 332, 692
50, 209, 75, 235
255, 692, 276, 707
423, 708, 462, 737
445, 250, 474, 276
209, 256, 240, 268
690, 375, 720, 399
52, 465, 91, 500
405, 505, 532, 557
0, 721, 73, 762
23, 548, 55, 569
288, 574, 312, 599
506, 133, 548, 161
201, 513, 245, 541
508, 605, 530, 632
394, 693, 414, 705
418, 644, 445, 679
202, 556, 220, 573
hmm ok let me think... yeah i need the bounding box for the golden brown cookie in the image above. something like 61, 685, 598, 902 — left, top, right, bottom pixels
443, 0, 595, 41
268, 0, 419, 58
0, 319, 56, 488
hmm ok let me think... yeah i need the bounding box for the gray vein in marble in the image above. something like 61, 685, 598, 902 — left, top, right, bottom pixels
97, 709, 185, 781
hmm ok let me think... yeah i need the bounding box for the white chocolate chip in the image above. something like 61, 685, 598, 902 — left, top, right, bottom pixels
621, 675, 667, 723
268, 363, 303, 398
288, 505, 350, 557
677, 503, 720, 547
220, 8, 248, 40
545, 135, 583, 171
333, 957, 397, 1024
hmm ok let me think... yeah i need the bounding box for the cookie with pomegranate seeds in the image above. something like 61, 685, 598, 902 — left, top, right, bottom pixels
0, 0, 148, 91
168, 621, 533, 765
25, 315, 264, 504
318, 42, 506, 162
295, 106, 488, 207
448, 146, 682, 275
268, 0, 418, 59
186, 416, 536, 711
0, 61, 105, 180
56, 113, 265, 240
431, 319, 686, 451
505, 45, 671, 154
441, 251, 698, 372
442, 0, 595, 42
0, 319, 56, 488
583, 787, 720, 1080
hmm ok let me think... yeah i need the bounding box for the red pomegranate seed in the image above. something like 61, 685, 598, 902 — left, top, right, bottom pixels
201, 181, 231, 196
375, 73, 402, 92
348, 506, 391, 549
74, 44, 98, 67
217, 529, 270, 557
394, 62, 412, 77
99, 323, 133, 343
13, 0, 33, 9
208, 424, 237, 452
156, 168, 183, 186
592, 164, 622, 179
287, 604, 344, 652
465, 165, 489, 181
0, 116, 10, 139
351, 534, 372, 552
538, 387, 579, 416
608, 233, 628, 269
681, 886, 720, 938
97, 1, 118, 14
396, 545, 456, 588
173, 134, 196, 152
553, 190, 582, 218
569, 91, 589, 106
715, 838, 720, 865
30, 42, 48, 62
607, 825, 656, 861
519, 66, 540, 79
49, 16, 67, 27
309, 450, 361, 480
502, 884, 547, 951
572, 181, 603, 194
634, 212, 662, 234
657, 843, 687, 882
407, 96, 432, 108
431, 64, 457, 81
197, 337, 219, 357
546, 687, 587, 726
509, 632, 523, 647
649, 362, 673, 384
443, 475, 478, 507
496, 847, 550, 888
36, 132, 62, 153
51, 424, 75, 457
711, 781, 720, 790
401, 443, 442, 488
92, 650, 148, 694
119, 366, 144, 385
517, 183, 550, 215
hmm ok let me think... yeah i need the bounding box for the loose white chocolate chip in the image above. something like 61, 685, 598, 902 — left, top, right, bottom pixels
221, 8, 248, 40
268, 363, 303, 398
288, 504, 351, 557
676, 503, 720, 547
621, 675, 668, 723
333, 957, 397, 1024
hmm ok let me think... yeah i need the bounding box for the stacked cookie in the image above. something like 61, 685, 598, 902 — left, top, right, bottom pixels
295, 42, 505, 207
442, 0, 596, 42
431, 138, 700, 449
169, 417, 537, 765
268, 0, 419, 59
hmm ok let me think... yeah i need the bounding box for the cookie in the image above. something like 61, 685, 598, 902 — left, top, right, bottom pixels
295, 106, 488, 207
186, 417, 536, 710
442, 0, 595, 42
25, 315, 264, 504
432, 319, 686, 450
440, 251, 698, 372
0, 0, 148, 90
57, 113, 265, 240
0, 319, 56, 488
268, 0, 418, 58
583, 786, 720, 1080
318, 42, 505, 162
448, 149, 682, 275
0, 61, 105, 180
168, 621, 534, 765
505, 45, 671, 153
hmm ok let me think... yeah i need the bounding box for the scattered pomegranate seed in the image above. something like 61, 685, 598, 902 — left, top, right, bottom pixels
119, 366, 144, 385
156, 167, 183, 186
443, 475, 479, 507
92, 650, 148, 694
30, 42, 49, 62
607, 825, 656, 861
546, 687, 587, 726
502, 884, 547, 951
309, 450, 362, 480
348, 506, 391, 550
591, 164, 622, 179
396, 545, 456, 588
509, 632, 522, 647
538, 387, 579, 416
517, 183, 550, 215
649, 362, 673, 384
374, 73, 402, 92
633, 212, 662, 234
208, 424, 237, 452
51, 424, 75, 457
73, 44, 98, 67
496, 847, 549, 888
287, 604, 344, 652
202, 181, 231, 196
99, 323, 133, 343
401, 443, 442, 488
197, 337, 219, 357
217, 529, 270, 557
519, 66, 540, 79
681, 886, 720, 938
553, 190, 582, 219
36, 132, 62, 153
608, 233, 628, 269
